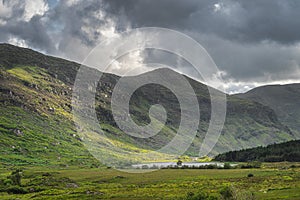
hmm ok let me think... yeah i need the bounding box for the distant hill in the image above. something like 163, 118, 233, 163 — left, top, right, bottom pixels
0, 43, 297, 166
236, 84, 300, 135
214, 140, 300, 162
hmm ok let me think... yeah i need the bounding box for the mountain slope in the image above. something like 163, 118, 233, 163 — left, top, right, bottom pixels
0, 45, 174, 167
214, 139, 300, 162
0, 43, 296, 166
236, 84, 300, 135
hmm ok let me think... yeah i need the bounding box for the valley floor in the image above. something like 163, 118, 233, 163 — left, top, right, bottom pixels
0, 162, 299, 200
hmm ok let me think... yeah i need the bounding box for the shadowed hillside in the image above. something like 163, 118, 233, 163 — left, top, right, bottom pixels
236, 84, 300, 136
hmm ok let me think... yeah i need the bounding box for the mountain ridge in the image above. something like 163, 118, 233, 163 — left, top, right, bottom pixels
0, 43, 297, 166
236, 83, 300, 135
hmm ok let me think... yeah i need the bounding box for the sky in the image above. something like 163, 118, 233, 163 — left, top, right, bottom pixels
0, 0, 300, 94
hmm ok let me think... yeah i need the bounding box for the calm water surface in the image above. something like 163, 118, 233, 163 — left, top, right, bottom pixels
132, 162, 231, 168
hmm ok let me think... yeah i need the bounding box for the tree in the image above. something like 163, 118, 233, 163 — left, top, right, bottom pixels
224, 163, 231, 169
177, 159, 183, 167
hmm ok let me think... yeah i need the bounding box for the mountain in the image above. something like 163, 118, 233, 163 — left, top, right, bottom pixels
0, 43, 297, 166
214, 139, 300, 162
236, 84, 300, 135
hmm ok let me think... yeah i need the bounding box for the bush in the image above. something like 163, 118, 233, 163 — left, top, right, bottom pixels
219, 186, 255, 200
150, 165, 159, 169
8, 169, 22, 186
186, 192, 195, 199
141, 165, 149, 169
240, 162, 261, 169
2, 179, 13, 186
207, 164, 218, 169
185, 191, 218, 200
177, 160, 183, 166
0, 178, 10, 187
220, 186, 234, 200
6, 186, 28, 194
224, 163, 231, 169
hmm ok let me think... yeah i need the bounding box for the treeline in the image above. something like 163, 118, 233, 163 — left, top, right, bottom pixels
214, 140, 300, 162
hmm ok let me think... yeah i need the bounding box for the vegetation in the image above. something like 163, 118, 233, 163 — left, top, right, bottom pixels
0, 44, 297, 167
8, 169, 22, 186
0, 43, 300, 199
236, 83, 300, 135
0, 163, 298, 199
214, 140, 300, 162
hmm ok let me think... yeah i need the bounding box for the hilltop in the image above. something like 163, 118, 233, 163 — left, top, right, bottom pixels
236, 84, 300, 134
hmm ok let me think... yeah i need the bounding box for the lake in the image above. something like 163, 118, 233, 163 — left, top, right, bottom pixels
132, 162, 234, 169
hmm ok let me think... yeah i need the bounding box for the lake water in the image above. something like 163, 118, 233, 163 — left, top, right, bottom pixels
132, 162, 230, 169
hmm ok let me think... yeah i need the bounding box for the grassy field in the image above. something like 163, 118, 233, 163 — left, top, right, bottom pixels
0, 163, 299, 199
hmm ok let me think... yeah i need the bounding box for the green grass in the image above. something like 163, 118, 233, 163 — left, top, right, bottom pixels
0, 105, 98, 167
0, 163, 299, 199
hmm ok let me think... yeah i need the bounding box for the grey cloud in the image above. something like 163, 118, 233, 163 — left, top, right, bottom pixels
139, 32, 300, 84
49, 1, 107, 46
5, 16, 55, 52
0, 0, 54, 52
196, 34, 300, 82
49, 0, 124, 61
105, 0, 201, 28
105, 0, 300, 44
0, 0, 300, 94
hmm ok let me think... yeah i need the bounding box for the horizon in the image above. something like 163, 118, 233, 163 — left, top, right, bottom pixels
2, 42, 300, 95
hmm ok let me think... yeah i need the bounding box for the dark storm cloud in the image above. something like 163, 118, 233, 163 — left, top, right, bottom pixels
0, 0, 54, 52
102, 0, 300, 89
1, 16, 55, 52
105, 0, 300, 44
48, 0, 107, 47
189, 33, 300, 82
0, 0, 114, 54
105, 0, 201, 28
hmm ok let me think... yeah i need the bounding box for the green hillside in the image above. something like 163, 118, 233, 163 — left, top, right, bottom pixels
214, 140, 300, 162
236, 84, 300, 135
0, 43, 297, 166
